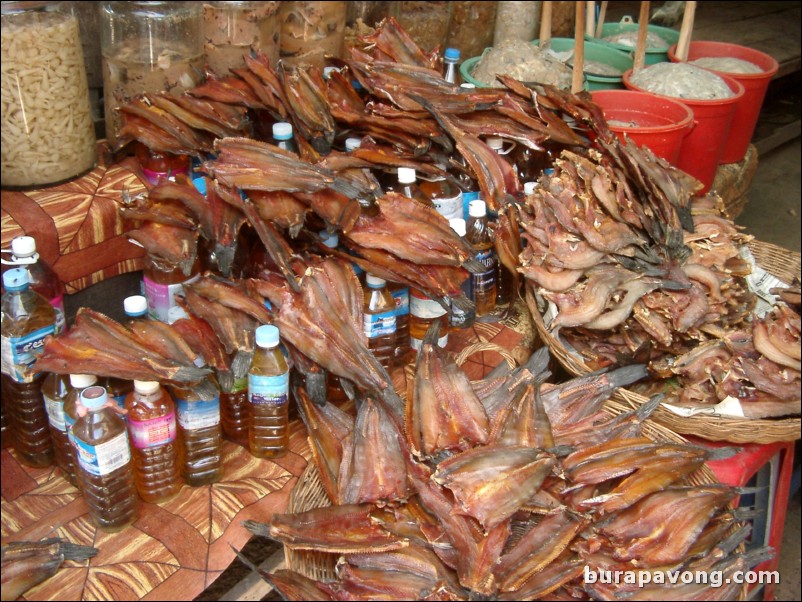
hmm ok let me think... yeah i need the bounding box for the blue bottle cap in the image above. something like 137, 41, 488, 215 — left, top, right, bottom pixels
445, 48, 460, 61
80, 385, 109, 410
2, 267, 29, 291
255, 324, 280, 348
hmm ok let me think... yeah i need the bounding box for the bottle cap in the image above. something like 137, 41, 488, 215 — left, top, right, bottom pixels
460, 82, 476, 89
344, 137, 362, 152
70, 374, 98, 388
366, 274, 386, 288
255, 324, 280, 348
397, 167, 416, 184
524, 181, 537, 195
2, 267, 29, 291
124, 295, 148, 317
544, 167, 556, 176
486, 137, 504, 150
444, 47, 460, 61
11, 236, 36, 258
469, 200, 487, 218
319, 230, 339, 248
133, 380, 160, 394
272, 122, 293, 140
323, 66, 340, 79
80, 386, 109, 410
449, 218, 467, 237
167, 305, 188, 323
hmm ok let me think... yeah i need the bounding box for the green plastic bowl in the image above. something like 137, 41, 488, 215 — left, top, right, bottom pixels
460, 39, 633, 90
587, 18, 680, 65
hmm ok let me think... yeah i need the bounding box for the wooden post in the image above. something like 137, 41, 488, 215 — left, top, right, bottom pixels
573, 1, 585, 93
675, 1, 697, 61
586, 1, 596, 37
594, 1, 608, 38
539, 1, 553, 46
633, 1, 651, 72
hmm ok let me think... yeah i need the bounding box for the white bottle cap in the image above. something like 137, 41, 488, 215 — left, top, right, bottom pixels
124, 295, 148, 316
80, 386, 109, 410
11, 236, 36, 258
133, 380, 160, 394
255, 324, 280, 348
272, 122, 293, 140
486, 137, 504, 151
460, 82, 476, 89
344, 137, 362, 152
524, 181, 537, 195
469, 200, 487, 218
323, 66, 340, 79
397, 167, 416, 184
366, 274, 386, 288
319, 230, 339, 248
70, 374, 98, 388
449, 218, 467, 237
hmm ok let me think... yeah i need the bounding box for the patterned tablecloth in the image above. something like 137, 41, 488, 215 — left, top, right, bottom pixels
1, 142, 148, 294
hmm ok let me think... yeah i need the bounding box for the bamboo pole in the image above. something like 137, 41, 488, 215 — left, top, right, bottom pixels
539, 1, 553, 46
633, 1, 651, 72
594, 1, 608, 38
586, 1, 596, 37
675, 1, 697, 61
573, 1, 585, 93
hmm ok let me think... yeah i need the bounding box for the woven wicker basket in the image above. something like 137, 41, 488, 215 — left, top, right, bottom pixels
283, 398, 745, 599
526, 240, 802, 444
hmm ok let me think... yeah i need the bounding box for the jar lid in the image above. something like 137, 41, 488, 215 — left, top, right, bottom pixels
2, 267, 29, 291
70, 374, 98, 388
444, 47, 460, 61
366, 274, 386, 288
469, 200, 487, 217
10, 236, 36, 258
344, 137, 362, 152
133, 380, 160, 394
124, 295, 148, 316
272, 122, 293, 140
397, 167, 416, 184
80, 386, 109, 410
255, 324, 280, 348
449, 218, 466, 237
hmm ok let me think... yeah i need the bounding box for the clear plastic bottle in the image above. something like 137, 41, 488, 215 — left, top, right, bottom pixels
394, 168, 436, 208
125, 380, 183, 503
363, 275, 397, 371
448, 218, 476, 331
419, 164, 464, 222
143, 254, 201, 324
220, 375, 250, 443
169, 377, 223, 487
42, 372, 78, 486
273, 122, 298, 154
466, 200, 497, 318
1, 268, 58, 467
409, 288, 449, 352
72, 385, 138, 532
134, 143, 191, 186
388, 282, 411, 368
443, 47, 461, 84
248, 325, 289, 459
63, 373, 101, 489
3, 236, 66, 333
102, 295, 148, 411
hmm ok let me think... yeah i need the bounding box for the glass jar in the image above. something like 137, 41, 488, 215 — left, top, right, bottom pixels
1, 1, 97, 189
389, 1, 450, 54
100, 1, 204, 147
202, 1, 280, 76
278, 1, 346, 69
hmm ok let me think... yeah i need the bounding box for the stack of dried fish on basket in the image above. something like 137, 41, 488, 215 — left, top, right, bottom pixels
241, 332, 761, 601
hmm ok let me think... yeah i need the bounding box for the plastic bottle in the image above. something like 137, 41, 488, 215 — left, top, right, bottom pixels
420, 164, 464, 222
63, 373, 101, 489
3, 236, 66, 333
135, 143, 190, 186
248, 325, 290, 459
443, 47, 461, 84
395, 168, 435, 208
169, 378, 223, 487
388, 281, 411, 368
466, 200, 497, 318
448, 218, 476, 331
220, 375, 250, 443
273, 122, 298, 154
1, 268, 58, 467
102, 295, 148, 411
143, 254, 201, 324
42, 372, 78, 486
125, 380, 183, 503
363, 275, 397, 370
486, 139, 514, 307
72, 385, 138, 532
409, 289, 449, 352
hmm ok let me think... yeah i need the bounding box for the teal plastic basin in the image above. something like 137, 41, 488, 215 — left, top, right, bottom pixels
587, 18, 680, 65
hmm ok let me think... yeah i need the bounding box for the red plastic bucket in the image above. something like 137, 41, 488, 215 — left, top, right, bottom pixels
669, 41, 779, 164
623, 68, 744, 193
591, 89, 694, 165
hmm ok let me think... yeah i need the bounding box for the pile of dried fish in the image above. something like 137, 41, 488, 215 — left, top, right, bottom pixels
243, 332, 762, 601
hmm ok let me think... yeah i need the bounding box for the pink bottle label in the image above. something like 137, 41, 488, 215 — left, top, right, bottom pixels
128, 412, 177, 449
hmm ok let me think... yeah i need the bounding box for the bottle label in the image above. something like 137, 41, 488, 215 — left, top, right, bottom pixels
390, 287, 410, 317
143, 277, 198, 324
128, 412, 177, 449
1, 323, 57, 383
44, 395, 67, 431
472, 249, 497, 294
433, 191, 464, 222
50, 294, 67, 334
364, 310, 396, 338
249, 372, 289, 406
74, 431, 131, 477
176, 397, 221, 430
411, 331, 448, 351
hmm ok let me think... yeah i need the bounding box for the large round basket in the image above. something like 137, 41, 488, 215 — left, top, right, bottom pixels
526, 239, 801, 444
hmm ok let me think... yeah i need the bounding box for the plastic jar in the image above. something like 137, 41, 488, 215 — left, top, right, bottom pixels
278, 1, 346, 69
1, 1, 97, 189
100, 1, 204, 147
202, 1, 280, 76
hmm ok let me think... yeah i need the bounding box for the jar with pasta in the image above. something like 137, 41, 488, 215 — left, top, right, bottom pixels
1, 1, 97, 189
100, 1, 204, 148
202, 1, 280, 76
278, 1, 346, 69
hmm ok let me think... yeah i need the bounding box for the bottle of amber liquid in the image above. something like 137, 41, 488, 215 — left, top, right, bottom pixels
419, 164, 463, 222
363, 275, 397, 371
72, 385, 138, 532
467, 200, 497, 318
409, 288, 449, 352
169, 377, 223, 486
248, 325, 289, 459
63, 373, 100, 487
447, 218, 476, 331
125, 380, 183, 503
42, 373, 78, 486
394, 167, 435, 208
143, 254, 200, 324
102, 295, 148, 411
220, 375, 249, 444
